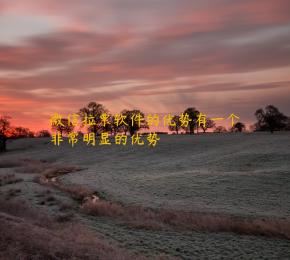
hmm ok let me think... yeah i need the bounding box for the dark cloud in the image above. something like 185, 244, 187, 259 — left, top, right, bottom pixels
0, 30, 128, 70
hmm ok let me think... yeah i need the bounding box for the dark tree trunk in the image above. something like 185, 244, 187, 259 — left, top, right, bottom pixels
0, 135, 6, 152
129, 129, 135, 136
93, 125, 97, 136
189, 126, 194, 135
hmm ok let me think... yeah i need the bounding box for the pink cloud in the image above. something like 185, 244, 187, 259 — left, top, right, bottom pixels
0, 0, 289, 131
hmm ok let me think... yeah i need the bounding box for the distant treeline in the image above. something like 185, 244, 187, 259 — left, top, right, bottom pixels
0, 103, 289, 152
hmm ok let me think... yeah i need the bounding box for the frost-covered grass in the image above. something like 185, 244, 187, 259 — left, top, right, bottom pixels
1, 132, 290, 259
2, 133, 290, 217
6, 132, 288, 217
0, 199, 141, 260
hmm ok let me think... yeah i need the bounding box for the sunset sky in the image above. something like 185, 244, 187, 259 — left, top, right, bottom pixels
0, 0, 290, 131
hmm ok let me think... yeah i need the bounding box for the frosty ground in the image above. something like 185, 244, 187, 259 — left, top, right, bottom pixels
0, 132, 290, 259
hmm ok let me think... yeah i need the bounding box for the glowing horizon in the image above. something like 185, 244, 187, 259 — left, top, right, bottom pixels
0, 0, 290, 132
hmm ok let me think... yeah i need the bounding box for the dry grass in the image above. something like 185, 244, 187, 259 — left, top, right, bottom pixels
35, 176, 92, 202
58, 202, 75, 212
0, 174, 23, 186
28, 161, 91, 202
42, 166, 83, 178
0, 159, 22, 168
55, 183, 92, 201
15, 159, 82, 176
30, 162, 92, 202
0, 198, 144, 260
0, 198, 53, 226
27, 159, 290, 240
81, 200, 290, 240
15, 160, 48, 173
55, 212, 75, 223
5, 188, 22, 200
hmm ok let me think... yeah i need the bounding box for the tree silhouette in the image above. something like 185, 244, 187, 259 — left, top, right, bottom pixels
201, 118, 215, 133
0, 116, 11, 152
121, 109, 148, 136
51, 118, 74, 136
214, 126, 227, 133
109, 115, 126, 136
232, 122, 246, 132
255, 105, 287, 133
285, 117, 290, 131
36, 130, 51, 138
182, 107, 199, 134
168, 115, 181, 134
79, 102, 108, 135
11, 127, 34, 138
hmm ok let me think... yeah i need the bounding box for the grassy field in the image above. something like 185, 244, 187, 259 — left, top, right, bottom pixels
0, 132, 290, 259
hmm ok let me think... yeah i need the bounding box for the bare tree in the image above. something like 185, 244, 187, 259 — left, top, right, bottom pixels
214, 126, 227, 133
36, 130, 51, 138
168, 115, 181, 134
201, 118, 215, 133
232, 122, 246, 132
285, 117, 290, 131
51, 118, 74, 136
11, 127, 34, 138
79, 102, 108, 135
0, 116, 11, 152
255, 105, 288, 133
109, 115, 126, 136
121, 109, 148, 136
182, 107, 199, 134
